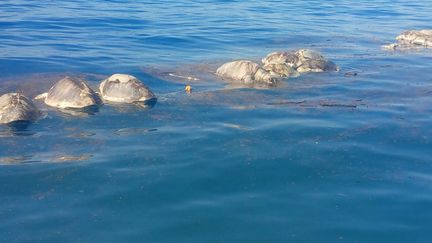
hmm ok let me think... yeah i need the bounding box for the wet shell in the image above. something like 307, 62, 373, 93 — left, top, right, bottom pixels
262, 49, 338, 74
261, 51, 299, 67
99, 74, 156, 103
383, 30, 432, 50
0, 93, 40, 124
396, 30, 432, 47
295, 49, 339, 73
43, 76, 100, 109
262, 63, 300, 78
216, 60, 278, 85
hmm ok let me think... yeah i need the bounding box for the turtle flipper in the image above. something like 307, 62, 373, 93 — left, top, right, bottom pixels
34, 92, 48, 100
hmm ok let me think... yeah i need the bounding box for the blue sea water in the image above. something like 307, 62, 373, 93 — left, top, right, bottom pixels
1, 0, 432, 242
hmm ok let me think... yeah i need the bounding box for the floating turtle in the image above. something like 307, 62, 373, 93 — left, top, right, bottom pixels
36, 76, 100, 109
262, 49, 339, 74
384, 30, 432, 50
99, 74, 156, 104
262, 51, 299, 67
216, 60, 278, 85
295, 49, 339, 73
262, 63, 300, 78
0, 93, 41, 125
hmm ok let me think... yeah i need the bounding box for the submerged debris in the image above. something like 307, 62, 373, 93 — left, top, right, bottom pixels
319, 102, 357, 108
344, 71, 358, 77
266, 100, 306, 106
66, 131, 96, 138
0, 155, 34, 164
266, 99, 365, 109
114, 127, 157, 136
169, 73, 200, 81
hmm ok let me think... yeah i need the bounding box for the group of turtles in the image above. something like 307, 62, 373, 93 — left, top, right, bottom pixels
1, 29, 431, 127
0, 74, 156, 126
216, 49, 338, 86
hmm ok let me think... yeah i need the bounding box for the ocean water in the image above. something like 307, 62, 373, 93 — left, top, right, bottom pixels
1, 0, 432, 242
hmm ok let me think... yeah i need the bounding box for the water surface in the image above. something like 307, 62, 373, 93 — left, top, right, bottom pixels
1, 1, 432, 242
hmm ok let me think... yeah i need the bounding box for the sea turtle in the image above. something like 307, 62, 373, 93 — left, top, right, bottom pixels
0, 93, 41, 125
261, 51, 299, 67
383, 30, 432, 50
262, 49, 339, 74
99, 74, 156, 104
262, 63, 300, 78
216, 60, 278, 85
35, 76, 100, 109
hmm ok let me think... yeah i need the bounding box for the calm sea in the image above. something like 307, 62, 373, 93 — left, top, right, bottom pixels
1, 0, 432, 242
